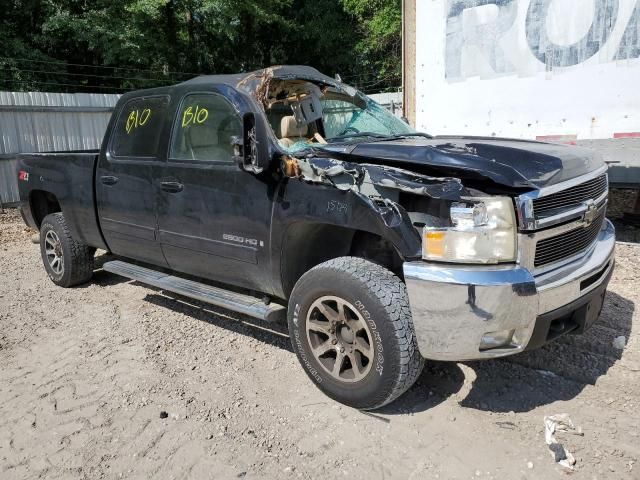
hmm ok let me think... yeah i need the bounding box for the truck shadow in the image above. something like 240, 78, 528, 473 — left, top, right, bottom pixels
142, 290, 463, 412
92, 265, 633, 415
86, 258, 294, 349
82, 253, 130, 288
458, 290, 634, 413
91, 269, 132, 287
380, 291, 633, 415
142, 291, 294, 352
377, 361, 467, 415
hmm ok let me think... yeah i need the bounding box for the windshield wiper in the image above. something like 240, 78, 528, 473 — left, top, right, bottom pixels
380, 132, 434, 140
328, 132, 433, 143
328, 132, 392, 141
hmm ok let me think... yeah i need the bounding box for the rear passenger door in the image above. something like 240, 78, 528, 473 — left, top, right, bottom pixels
96, 95, 169, 266
156, 89, 274, 292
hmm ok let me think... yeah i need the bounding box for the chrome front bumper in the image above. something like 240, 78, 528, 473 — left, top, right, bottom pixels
403, 219, 616, 361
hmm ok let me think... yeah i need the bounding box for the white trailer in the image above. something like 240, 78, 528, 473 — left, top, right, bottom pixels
402, 0, 640, 188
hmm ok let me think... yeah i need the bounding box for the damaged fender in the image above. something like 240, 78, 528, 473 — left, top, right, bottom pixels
282, 155, 466, 198
277, 154, 467, 255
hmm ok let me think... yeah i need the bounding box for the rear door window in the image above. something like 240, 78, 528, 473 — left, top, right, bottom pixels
111, 96, 169, 158
170, 93, 242, 163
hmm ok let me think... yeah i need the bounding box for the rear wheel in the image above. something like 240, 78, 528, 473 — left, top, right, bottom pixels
40, 213, 95, 287
288, 257, 424, 410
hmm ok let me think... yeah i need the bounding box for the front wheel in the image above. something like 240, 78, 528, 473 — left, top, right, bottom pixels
288, 257, 424, 410
40, 213, 95, 287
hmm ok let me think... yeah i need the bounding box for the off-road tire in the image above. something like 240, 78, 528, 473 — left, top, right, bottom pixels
40, 213, 95, 287
288, 257, 424, 410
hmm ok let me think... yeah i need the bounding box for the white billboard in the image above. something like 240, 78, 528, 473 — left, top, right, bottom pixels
415, 0, 640, 141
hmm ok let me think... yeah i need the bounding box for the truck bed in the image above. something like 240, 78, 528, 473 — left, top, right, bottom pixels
17, 150, 107, 250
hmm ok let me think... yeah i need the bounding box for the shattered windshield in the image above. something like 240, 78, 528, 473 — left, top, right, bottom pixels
321, 96, 415, 140
263, 81, 419, 153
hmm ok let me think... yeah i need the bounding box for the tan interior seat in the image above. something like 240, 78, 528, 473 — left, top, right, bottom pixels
279, 116, 309, 148
185, 124, 228, 161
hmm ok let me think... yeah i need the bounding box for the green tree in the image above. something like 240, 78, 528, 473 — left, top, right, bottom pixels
0, 0, 399, 93
341, 0, 402, 92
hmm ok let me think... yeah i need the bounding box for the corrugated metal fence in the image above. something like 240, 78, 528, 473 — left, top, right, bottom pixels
0, 91, 120, 206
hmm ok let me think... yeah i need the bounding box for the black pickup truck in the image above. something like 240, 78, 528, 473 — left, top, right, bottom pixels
16, 66, 615, 409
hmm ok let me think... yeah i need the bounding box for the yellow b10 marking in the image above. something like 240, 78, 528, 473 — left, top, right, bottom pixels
126, 108, 151, 134
182, 105, 209, 127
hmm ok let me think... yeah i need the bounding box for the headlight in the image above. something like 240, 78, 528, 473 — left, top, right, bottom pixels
422, 197, 517, 264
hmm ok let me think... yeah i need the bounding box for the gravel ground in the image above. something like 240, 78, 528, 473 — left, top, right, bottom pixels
0, 207, 638, 479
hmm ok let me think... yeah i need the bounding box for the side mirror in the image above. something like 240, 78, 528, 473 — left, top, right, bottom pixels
232, 113, 265, 174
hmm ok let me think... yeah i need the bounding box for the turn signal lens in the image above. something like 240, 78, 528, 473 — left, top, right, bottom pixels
424, 231, 445, 259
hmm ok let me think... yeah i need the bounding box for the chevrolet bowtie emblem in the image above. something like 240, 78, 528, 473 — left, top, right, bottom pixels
583, 200, 598, 226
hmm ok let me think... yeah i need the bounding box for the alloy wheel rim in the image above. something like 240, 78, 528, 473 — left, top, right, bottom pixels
44, 230, 64, 275
305, 295, 374, 383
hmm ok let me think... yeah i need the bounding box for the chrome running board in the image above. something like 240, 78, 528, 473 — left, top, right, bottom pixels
103, 260, 286, 322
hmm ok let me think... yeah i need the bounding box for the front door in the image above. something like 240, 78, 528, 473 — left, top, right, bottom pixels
156, 90, 274, 293
96, 95, 169, 266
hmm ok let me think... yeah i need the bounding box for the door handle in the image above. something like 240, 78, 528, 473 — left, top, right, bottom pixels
100, 175, 119, 186
160, 181, 184, 193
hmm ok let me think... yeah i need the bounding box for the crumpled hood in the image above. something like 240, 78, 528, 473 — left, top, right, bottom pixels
337, 136, 605, 190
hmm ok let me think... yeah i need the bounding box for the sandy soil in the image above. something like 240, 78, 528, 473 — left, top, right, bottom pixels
0, 207, 638, 479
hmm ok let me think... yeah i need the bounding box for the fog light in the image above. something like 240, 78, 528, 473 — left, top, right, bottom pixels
480, 329, 515, 351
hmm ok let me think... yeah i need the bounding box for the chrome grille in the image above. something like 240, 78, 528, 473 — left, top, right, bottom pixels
532, 174, 608, 218
534, 211, 606, 268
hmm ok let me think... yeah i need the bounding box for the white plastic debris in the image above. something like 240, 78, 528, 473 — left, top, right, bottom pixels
544, 414, 582, 470
613, 336, 627, 350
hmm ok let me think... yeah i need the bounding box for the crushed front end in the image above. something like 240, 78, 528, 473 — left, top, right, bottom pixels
404, 166, 614, 361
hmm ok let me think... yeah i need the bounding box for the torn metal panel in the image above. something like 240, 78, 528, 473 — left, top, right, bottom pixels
280, 155, 470, 232
236, 66, 356, 110
282, 155, 466, 200
287, 156, 363, 192
357, 194, 408, 229
360, 163, 466, 200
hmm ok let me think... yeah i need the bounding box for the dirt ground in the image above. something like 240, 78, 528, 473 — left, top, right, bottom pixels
1, 207, 638, 480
